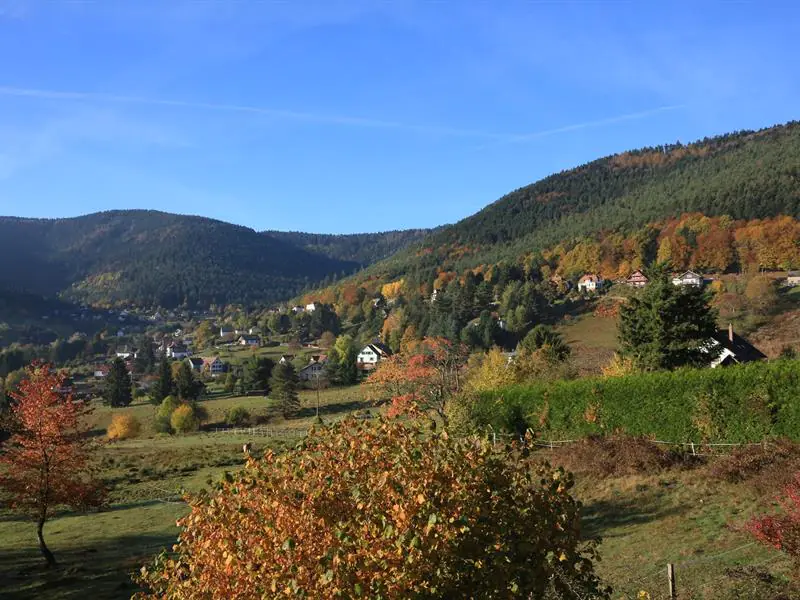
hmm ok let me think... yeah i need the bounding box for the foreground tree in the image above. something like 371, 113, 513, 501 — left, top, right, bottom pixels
135, 419, 609, 599
104, 357, 132, 407
0, 363, 104, 566
618, 273, 719, 370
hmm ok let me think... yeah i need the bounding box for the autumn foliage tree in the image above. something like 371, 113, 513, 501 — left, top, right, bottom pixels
0, 363, 104, 567
367, 337, 468, 425
745, 473, 800, 575
134, 418, 609, 599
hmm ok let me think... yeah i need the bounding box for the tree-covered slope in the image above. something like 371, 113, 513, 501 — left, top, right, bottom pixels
261, 228, 438, 266
0, 211, 361, 308
366, 121, 800, 281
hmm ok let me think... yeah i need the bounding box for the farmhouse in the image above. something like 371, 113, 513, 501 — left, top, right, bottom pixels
707, 324, 767, 368
219, 327, 234, 338
238, 335, 261, 347
202, 356, 226, 377
298, 355, 328, 381
186, 357, 205, 372
166, 343, 191, 360
672, 270, 703, 287
279, 354, 295, 365
93, 365, 110, 378
787, 271, 800, 286
357, 343, 392, 371
626, 270, 649, 288
577, 273, 604, 293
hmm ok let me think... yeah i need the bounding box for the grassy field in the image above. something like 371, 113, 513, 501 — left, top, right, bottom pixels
2, 384, 796, 599
558, 311, 619, 375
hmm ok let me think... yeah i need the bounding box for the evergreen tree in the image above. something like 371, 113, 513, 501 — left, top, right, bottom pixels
618, 273, 719, 370
175, 361, 203, 401
104, 358, 132, 407
151, 357, 174, 404
270, 362, 299, 418
242, 356, 274, 394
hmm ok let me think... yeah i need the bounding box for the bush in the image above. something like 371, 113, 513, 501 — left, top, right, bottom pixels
745, 472, 800, 574
153, 395, 180, 434
135, 418, 610, 599
473, 359, 800, 443
554, 435, 702, 477
170, 404, 199, 434
224, 406, 250, 426
107, 414, 141, 441
709, 439, 800, 491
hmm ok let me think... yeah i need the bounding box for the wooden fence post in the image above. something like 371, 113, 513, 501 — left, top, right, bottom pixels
667, 563, 676, 599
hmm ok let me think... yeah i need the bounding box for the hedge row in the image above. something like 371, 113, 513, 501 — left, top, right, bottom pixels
473, 360, 800, 443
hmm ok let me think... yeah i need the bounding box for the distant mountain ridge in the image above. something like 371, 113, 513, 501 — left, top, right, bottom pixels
261, 228, 439, 266
0, 210, 432, 309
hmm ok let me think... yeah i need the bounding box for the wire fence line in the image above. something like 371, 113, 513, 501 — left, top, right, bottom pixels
210, 425, 306, 438
484, 426, 781, 455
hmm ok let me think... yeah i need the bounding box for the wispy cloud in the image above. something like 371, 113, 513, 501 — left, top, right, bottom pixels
474, 104, 686, 150
0, 85, 515, 140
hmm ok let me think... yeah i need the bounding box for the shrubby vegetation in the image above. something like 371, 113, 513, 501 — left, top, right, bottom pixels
106, 414, 141, 440
471, 359, 800, 443
135, 419, 609, 599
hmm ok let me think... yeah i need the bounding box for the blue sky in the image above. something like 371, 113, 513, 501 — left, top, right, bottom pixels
0, 1, 798, 234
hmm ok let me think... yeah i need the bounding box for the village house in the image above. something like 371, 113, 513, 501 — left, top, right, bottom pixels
672, 270, 704, 287
787, 271, 800, 287
238, 335, 261, 347
166, 343, 191, 360
292, 305, 306, 314
202, 356, 226, 377
577, 273, 604, 293
93, 365, 110, 378
305, 302, 319, 313
625, 270, 649, 288
219, 326, 235, 338
298, 355, 328, 382
707, 324, 767, 368
279, 354, 295, 365
186, 357, 205, 372
357, 343, 392, 371
115, 346, 137, 360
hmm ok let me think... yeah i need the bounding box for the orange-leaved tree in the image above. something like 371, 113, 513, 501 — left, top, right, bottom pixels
135, 418, 609, 599
367, 337, 468, 425
0, 362, 105, 567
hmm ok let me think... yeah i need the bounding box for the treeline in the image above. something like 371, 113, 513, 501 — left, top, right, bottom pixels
470, 360, 800, 443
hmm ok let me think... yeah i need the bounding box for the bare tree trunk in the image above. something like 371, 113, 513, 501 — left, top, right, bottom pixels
37, 515, 56, 568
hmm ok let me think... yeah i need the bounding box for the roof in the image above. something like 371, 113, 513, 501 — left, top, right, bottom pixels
362, 342, 392, 357
674, 270, 702, 279
578, 274, 602, 283
710, 330, 767, 363
202, 356, 222, 366
627, 270, 649, 280
187, 357, 204, 366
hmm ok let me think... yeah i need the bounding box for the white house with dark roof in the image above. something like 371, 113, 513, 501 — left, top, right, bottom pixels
672, 270, 703, 287
357, 343, 392, 370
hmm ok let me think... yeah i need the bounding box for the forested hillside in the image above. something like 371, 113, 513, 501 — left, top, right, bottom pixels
262, 228, 437, 266
358, 121, 800, 283
0, 211, 361, 308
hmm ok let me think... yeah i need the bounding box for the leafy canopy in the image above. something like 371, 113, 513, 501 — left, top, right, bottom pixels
135, 418, 609, 599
